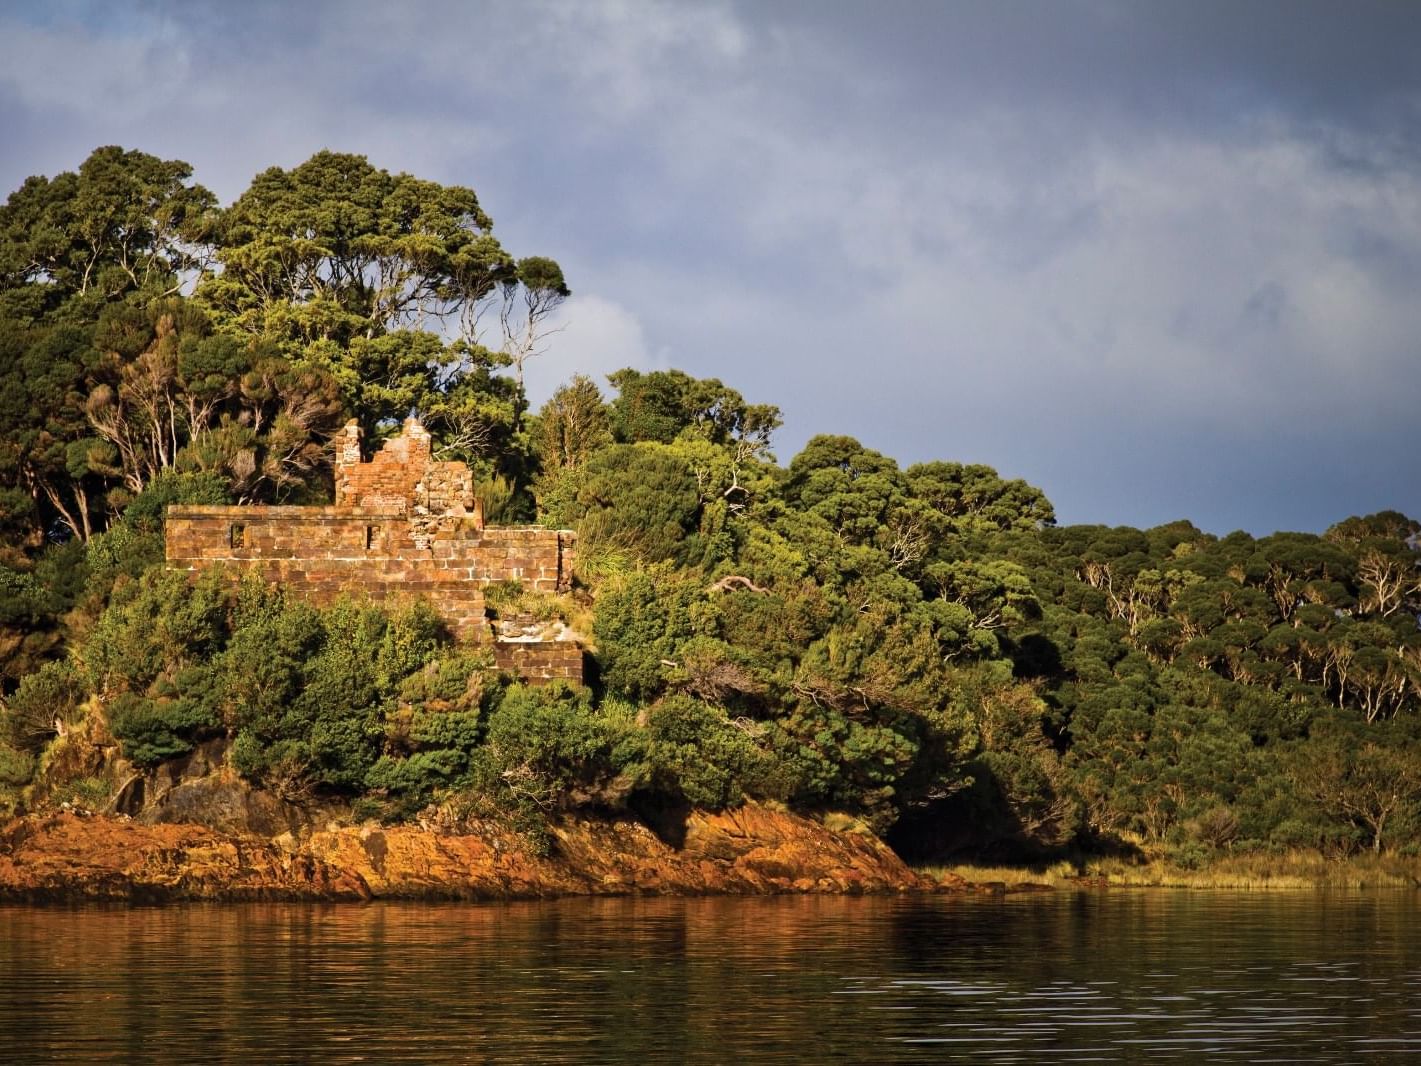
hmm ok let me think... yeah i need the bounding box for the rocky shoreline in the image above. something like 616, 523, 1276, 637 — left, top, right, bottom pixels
0, 801, 967, 904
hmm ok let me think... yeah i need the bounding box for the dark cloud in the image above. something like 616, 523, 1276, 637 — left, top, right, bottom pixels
744, 2, 1421, 132
1, 0, 1417, 534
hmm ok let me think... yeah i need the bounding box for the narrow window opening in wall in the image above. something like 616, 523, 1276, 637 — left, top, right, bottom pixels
365, 525, 378, 550
230, 524, 246, 549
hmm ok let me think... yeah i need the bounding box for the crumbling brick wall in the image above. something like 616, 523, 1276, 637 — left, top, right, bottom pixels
165, 419, 576, 663
333, 418, 482, 524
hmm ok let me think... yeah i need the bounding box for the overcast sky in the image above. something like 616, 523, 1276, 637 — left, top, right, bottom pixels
2, 0, 1418, 535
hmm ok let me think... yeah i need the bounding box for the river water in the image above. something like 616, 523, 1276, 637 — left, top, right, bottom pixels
1, 891, 1417, 1062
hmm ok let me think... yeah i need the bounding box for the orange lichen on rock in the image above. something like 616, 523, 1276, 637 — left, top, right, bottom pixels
0, 803, 958, 903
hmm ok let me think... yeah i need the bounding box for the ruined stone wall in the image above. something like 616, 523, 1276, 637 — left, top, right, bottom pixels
477, 527, 576, 592
165, 417, 578, 677
491, 642, 585, 685
166, 507, 573, 643
333, 419, 480, 523
166, 506, 488, 640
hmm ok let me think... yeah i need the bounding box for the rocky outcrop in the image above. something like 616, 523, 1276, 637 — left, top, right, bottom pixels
0, 813, 370, 903
0, 802, 965, 904
109, 740, 346, 839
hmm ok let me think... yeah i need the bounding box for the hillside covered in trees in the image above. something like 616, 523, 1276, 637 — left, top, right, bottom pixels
3, 147, 1419, 867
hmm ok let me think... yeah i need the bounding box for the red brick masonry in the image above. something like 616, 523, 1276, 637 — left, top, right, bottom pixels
165, 418, 581, 683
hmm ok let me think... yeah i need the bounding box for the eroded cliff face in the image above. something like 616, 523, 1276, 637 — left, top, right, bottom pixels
0, 802, 963, 904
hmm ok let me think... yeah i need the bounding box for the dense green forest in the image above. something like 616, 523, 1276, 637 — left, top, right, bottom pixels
2, 147, 1419, 864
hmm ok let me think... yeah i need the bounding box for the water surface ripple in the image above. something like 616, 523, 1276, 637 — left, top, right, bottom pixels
1, 891, 1417, 1062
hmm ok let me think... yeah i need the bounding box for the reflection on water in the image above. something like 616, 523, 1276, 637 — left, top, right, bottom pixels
1, 891, 1418, 1062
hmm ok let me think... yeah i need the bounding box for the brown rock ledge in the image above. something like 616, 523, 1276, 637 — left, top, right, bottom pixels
0, 803, 968, 904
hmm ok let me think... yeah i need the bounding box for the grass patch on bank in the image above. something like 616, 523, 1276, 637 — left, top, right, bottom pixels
918, 860, 1079, 887
1084, 851, 1421, 889
921, 850, 1421, 890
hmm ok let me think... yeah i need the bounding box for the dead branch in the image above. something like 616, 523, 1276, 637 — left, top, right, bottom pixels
706, 574, 769, 595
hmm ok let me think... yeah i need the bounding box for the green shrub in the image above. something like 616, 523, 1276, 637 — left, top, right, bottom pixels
290, 599, 386, 714
229, 731, 267, 779
3, 658, 83, 751
80, 472, 231, 611
83, 522, 166, 600
397, 648, 497, 715
0, 567, 47, 629
365, 749, 467, 800
220, 581, 322, 735
375, 600, 445, 692
231, 734, 312, 799
121, 470, 230, 532
409, 709, 483, 751
83, 568, 229, 694
109, 692, 219, 767
307, 710, 382, 789
592, 566, 698, 701
483, 683, 638, 810
0, 743, 35, 787
452, 748, 556, 855
641, 694, 770, 809
220, 592, 457, 797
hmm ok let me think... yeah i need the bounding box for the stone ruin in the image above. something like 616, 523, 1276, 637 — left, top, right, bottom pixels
165, 417, 582, 683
